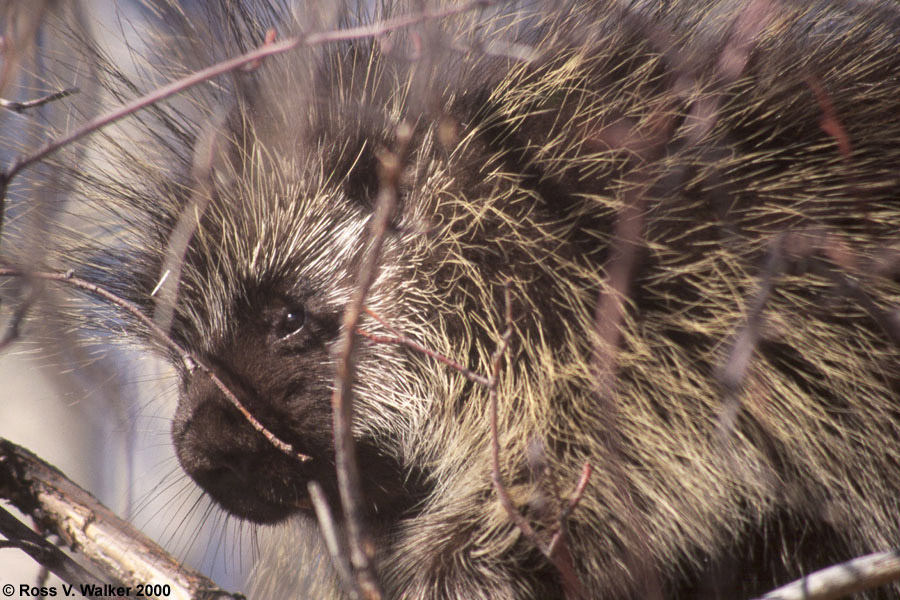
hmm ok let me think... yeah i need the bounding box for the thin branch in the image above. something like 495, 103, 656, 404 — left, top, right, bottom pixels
715, 232, 786, 439
544, 462, 593, 600
589, 116, 673, 600
0, 86, 79, 113
0, 0, 496, 239
809, 256, 900, 348
0, 0, 493, 192
680, 0, 774, 146
547, 462, 593, 557
485, 286, 587, 599
805, 75, 851, 160
0, 36, 292, 197
754, 549, 900, 600
330, 120, 414, 600
308, 481, 358, 600
151, 110, 219, 338
560, 463, 593, 523
718, 229, 900, 440
0, 266, 310, 463
488, 285, 545, 551
360, 307, 491, 387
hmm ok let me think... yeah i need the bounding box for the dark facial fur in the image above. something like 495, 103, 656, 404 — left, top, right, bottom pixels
171, 282, 425, 524
17, 1, 900, 598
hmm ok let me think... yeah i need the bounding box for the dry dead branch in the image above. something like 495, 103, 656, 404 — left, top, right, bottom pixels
0, 438, 240, 600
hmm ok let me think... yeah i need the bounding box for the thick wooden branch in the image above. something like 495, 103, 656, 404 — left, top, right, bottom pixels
0, 438, 241, 600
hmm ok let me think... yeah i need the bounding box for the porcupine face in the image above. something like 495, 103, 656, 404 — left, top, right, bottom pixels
165, 74, 429, 525
158, 1, 532, 531
110, 0, 517, 536
171, 285, 343, 524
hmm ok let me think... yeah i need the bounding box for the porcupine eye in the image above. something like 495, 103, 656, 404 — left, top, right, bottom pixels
275, 304, 307, 339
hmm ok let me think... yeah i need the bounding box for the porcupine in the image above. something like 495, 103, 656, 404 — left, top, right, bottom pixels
5, 0, 900, 598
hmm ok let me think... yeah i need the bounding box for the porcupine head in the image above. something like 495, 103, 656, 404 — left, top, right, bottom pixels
9, 1, 900, 599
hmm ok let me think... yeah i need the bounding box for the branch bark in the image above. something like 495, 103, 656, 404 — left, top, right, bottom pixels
0, 438, 240, 600
755, 550, 900, 600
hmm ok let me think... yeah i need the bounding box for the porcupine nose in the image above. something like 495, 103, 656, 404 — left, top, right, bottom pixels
173, 370, 305, 523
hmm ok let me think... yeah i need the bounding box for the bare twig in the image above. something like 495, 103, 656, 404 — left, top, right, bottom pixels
547, 462, 593, 557
0, 438, 240, 600
543, 463, 593, 600
805, 75, 851, 160
488, 285, 544, 550
0, 266, 310, 463
308, 481, 357, 600
330, 120, 414, 600
680, 0, 774, 146
485, 286, 586, 599
241, 28, 278, 72
0, 86, 79, 113
716, 232, 786, 438
360, 307, 491, 387
151, 108, 221, 338
754, 549, 900, 600
808, 256, 900, 348
0, 0, 495, 233
588, 109, 674, 600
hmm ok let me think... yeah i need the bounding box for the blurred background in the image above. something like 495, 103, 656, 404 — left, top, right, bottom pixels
0, 0, 253, 594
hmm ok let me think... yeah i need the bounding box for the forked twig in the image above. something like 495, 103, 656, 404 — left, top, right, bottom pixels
488, 286, 543, 549
0, 0, 496, 228
547, 462, 593, 558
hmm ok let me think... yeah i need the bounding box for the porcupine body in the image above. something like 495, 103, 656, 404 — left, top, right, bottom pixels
9, 0, 900, 598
